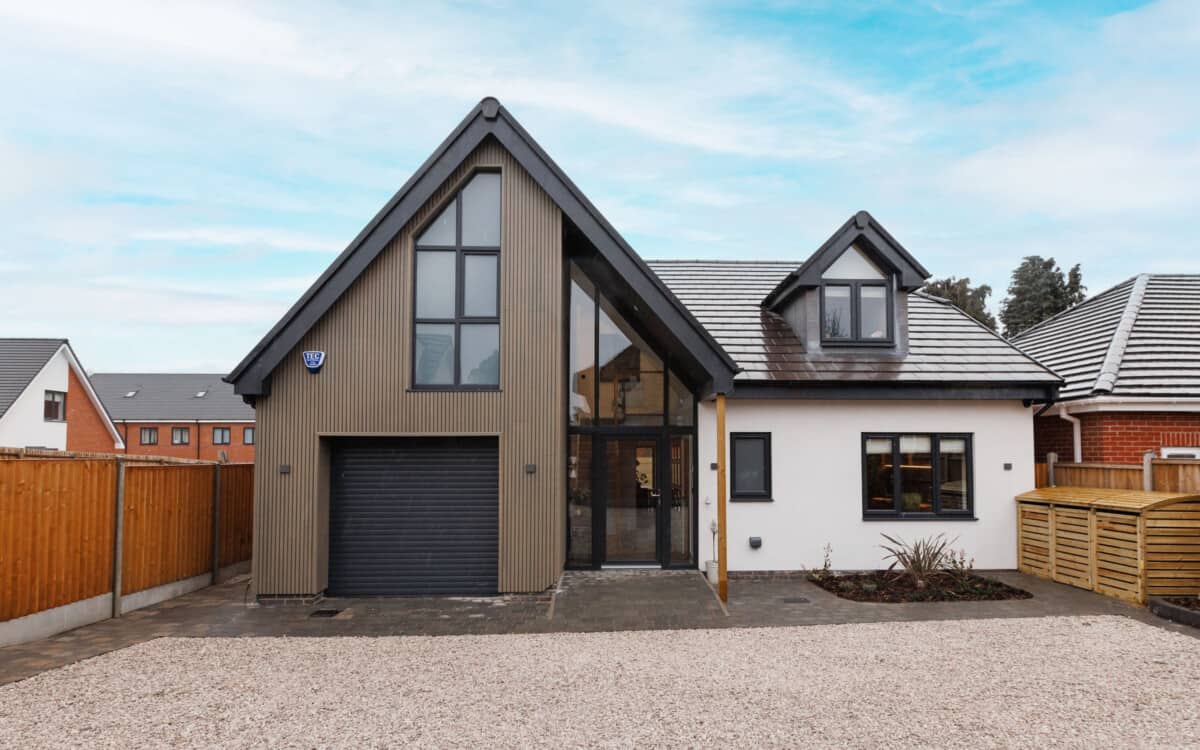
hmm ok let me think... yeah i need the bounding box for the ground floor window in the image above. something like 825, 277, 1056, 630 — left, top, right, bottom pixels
730, 432, 771, 501
863, 433, 973, 518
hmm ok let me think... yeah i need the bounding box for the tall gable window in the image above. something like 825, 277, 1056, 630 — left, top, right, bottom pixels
820, 244, 892, 344
413, 171, 501, 388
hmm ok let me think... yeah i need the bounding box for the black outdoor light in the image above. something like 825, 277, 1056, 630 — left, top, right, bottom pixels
749, 536, 762, 549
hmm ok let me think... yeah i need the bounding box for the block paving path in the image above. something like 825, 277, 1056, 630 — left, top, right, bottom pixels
1, 569, 1192, 685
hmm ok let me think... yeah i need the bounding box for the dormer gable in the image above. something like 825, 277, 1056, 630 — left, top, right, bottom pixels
762, 211, 931, 355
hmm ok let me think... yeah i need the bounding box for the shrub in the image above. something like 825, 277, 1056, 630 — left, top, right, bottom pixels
879, 533, 955, 590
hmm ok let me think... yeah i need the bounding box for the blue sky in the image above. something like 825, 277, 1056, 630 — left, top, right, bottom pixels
1, 0, 1197, 372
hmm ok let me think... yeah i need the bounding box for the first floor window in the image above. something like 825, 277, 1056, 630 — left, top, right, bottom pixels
863, 433, 972, 518
213, 427, 231, 445
172, 427, 190, 445
140, 427, 158, 445
730, 432, 772, 501
43, 390, 66, 421
243, 426, 255, 445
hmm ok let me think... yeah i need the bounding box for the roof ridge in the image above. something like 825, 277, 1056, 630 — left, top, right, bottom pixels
1093, 273, 1150, 394
1011, 275, 1135, 342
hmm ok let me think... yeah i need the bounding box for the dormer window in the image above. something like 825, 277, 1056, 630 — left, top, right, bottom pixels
820, 244, 892, 345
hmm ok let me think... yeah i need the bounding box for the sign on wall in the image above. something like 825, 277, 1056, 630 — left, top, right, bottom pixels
302, 351, 326, 374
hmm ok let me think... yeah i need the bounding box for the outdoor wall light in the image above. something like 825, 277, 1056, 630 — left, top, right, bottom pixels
525, 463, 537, 474
749, 536, 762, 549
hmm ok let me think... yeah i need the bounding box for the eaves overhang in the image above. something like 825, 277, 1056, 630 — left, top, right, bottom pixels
226, 98, 738, 397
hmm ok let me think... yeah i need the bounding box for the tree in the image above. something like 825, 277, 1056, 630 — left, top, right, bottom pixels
999, 256, 1085, 337
921, 277, 997, 331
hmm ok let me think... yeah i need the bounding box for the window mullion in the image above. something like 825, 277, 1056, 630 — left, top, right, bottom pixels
892, 436, 901, 514
932, 435, 941, 515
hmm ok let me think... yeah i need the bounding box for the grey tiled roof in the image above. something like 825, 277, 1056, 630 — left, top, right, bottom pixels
648, 260, 1060, 386
1013, 275, 1200, 400
92, 373, 254, 421
0, 338, 66, 419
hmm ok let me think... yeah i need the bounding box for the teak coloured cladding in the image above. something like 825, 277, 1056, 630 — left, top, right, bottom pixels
252, 141, 565, 595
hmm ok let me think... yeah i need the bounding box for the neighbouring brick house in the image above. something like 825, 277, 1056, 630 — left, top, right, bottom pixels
91, 373, 255, 463
0, 338, 124, 452
1014, 275, 1200, 464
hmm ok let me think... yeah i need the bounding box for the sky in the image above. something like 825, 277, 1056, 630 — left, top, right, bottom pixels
1, 0, 1198, 373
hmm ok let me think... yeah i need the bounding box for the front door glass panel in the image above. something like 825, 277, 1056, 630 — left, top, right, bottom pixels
604, 438, 658, 563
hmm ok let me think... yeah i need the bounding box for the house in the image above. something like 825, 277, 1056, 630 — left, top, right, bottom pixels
0, 338, 123, 452
225, 98, 1060, 599
1012, 275, 1200, 464
91, 373, 256, 463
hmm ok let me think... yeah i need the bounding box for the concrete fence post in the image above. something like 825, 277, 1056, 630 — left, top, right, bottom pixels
1143, 450, 1155, 492
111, 458, 127, 619
1047, 452, 1057, 487
211, 463, 222, 584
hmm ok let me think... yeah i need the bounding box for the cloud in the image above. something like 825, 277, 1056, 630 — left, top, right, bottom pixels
129, 227, 341, 254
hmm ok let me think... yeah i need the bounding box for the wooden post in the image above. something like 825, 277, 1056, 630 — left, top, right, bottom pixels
1142, 450, 1155, 492
716, 393, 728, 603
1047, 452, 1057, 487
111, 458, 126, 619
211, 463, 223, 584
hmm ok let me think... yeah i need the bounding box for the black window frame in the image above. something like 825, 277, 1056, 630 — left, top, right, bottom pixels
861, 432, 975, 520
43, 390, 66, 422
171, 426, 190, 445
820, 280, 894, 346
411, 168, 501, 391
140, 427, 158, 445
212, 426, 231, 445
243, 426, 255, 445
730, 432, 773, 502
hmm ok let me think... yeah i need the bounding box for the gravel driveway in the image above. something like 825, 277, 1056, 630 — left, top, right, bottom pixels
1, 615, 1197, 748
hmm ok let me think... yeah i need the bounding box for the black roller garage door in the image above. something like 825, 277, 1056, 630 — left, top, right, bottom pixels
328, 437, 498, 596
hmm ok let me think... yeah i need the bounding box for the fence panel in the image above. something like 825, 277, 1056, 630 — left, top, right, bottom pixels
1152, 461, 1200, 493
0, 460, 116, 621
219, 464, 254, 567
121, 464, 215, 595
1054, 463, 1143, 490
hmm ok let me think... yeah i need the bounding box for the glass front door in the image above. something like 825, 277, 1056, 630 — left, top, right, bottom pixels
603, 437, 660, 564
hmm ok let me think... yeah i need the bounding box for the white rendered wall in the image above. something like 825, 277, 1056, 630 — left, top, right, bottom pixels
696, 399, 1035, 571
0, 348, 68, 449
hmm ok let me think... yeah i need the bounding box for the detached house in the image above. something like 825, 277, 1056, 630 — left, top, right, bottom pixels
227, 98, 1060, 599
0, 338, 123, 453
1013, 275, 1200, 464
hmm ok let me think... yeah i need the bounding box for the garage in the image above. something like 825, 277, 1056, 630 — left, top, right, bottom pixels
328, 437, 499, 596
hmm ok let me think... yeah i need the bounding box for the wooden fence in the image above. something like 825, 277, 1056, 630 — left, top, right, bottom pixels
0, 455, 253, 625
1036, 454, 1200, 493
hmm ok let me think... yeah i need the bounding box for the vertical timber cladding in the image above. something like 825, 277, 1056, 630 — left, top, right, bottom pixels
253, 139, 565, 595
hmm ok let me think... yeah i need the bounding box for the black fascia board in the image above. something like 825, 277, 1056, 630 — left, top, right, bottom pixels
225, 98, 738, 396
728, 381, 1060, 402
762, 210, 931, 311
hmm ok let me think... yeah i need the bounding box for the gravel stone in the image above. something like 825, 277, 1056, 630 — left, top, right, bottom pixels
1, 615, 1198, 748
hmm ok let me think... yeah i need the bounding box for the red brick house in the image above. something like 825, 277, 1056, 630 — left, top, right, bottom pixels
91, 373, 255, 463
0, 338, 124, 452
1014, 275, 1200, 464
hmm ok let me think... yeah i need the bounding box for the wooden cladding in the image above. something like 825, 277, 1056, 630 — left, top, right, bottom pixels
253, 139, 565, 596
0, 458, 253, 622
1017, 488, 1200, 605
0, 460, 116, 621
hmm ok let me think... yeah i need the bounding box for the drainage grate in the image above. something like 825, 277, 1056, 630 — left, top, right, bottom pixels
309, 608, 343, 618
780, 597, 810, 604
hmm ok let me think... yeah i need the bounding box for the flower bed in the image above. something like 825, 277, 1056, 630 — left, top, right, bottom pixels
810, 571, 1031, 603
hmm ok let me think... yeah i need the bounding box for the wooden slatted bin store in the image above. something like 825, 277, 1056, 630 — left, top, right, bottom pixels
1016, 487, 1200, 604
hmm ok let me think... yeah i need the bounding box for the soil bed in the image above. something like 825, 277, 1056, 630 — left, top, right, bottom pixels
810, 572, 1032, 603
1162, 596, 1200, 612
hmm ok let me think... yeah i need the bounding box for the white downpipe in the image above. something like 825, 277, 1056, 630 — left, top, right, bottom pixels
1057, 404, 1082, 463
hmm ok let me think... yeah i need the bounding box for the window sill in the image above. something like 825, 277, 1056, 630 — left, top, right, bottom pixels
862, 514, 977, 522
820, 340, 894, 348
408, 387, 501, 393
731, 496, 774, 503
